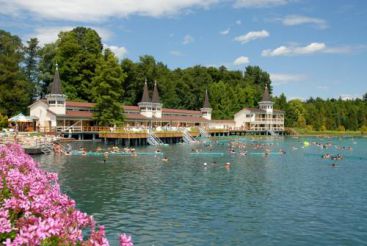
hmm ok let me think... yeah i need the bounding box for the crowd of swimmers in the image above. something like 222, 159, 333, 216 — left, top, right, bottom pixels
52, 137, 355, 168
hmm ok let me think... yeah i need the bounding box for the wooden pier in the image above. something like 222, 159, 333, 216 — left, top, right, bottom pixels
56, 127, 285, 146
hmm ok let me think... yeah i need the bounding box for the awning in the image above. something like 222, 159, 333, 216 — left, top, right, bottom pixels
9, 113, 37, 122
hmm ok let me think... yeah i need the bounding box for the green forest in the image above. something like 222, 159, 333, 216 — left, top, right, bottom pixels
0, 27, 366, 131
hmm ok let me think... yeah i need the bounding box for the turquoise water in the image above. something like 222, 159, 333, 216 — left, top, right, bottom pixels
34, 137, 367, 245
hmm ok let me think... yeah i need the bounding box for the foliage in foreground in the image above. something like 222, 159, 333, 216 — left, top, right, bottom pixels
0, 144, 133, 246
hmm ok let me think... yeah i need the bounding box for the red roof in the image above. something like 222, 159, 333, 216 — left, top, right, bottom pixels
124, 105, 139, 111
66, 101, 95, 108
158, 115, 208, 122
162, 108, 201, 115
125, 114, 148, 120
65, 111, 93, 118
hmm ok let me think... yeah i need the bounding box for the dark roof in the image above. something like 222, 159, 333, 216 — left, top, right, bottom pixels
261, 84, 272, 102
49, 65, 63, 94
151, 81, 160, 103
140, 80, 151, 103
203, 90, 211, 108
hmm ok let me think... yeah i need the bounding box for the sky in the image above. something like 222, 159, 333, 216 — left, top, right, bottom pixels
0, 0, 366, 100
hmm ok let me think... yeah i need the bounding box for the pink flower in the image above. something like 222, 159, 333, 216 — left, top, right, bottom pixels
119, 233, 133, 246
0, 144, 132, 245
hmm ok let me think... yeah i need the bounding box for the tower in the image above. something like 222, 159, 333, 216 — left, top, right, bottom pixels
258, 84, 273, 114
138, 79, 153, 118
151, 80, 162, 118
46, 64, 66, 115
200, 90, 212, 120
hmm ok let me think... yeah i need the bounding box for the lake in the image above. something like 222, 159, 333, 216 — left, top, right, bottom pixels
34, 136, 367, 245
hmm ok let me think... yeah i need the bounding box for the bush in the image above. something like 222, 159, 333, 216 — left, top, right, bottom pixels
0, 144, 133, 246
360, 125, 367, 134
337, 125, 346, 131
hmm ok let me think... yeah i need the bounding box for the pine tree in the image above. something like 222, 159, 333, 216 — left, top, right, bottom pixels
92, 49, 126, 126
23, 38, 40, 99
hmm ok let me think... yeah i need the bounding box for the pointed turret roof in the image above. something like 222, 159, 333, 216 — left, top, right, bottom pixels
49, 64, 63, 94
203, 89, 211, 108
152, 80, 160, 103
261, 84, 272, 102
140, 79, 151, 103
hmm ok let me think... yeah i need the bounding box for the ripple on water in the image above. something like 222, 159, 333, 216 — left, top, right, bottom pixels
34, 137, 367, 245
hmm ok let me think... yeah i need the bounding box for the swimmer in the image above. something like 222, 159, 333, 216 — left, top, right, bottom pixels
103, 152, 109, 159
81, 150, 87, 156
96, 146, 102, 152
331, 163, 336, 167
162, 156, 168, 162
240, 151, 247, 156
203, 162, 207, 166
65, 151, 71, 156
225, 162, 231, 170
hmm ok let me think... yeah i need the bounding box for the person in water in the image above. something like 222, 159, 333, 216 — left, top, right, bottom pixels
162, 156, 168, 162
225, 162, 231, 170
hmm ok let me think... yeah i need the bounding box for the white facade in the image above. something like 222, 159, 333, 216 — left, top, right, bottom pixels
200, 108, 212, 121
29, 100, 58, 129
234, 108, 284, 132
209, 120, 235, 129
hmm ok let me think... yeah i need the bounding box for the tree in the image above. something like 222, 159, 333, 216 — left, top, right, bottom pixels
92, 49, 126, 126
38, 43, 57, 97
363, 92, 367, 102
55, 27, 103, 101
23, 38, 40, 98
0, 30, 32, 116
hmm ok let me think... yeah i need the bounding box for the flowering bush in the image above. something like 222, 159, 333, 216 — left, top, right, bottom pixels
0, 144, 133, 246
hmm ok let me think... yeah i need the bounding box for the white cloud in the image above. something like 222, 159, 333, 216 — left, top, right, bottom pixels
270, 73, 305, 85
236, 20, 242, 25
262, 42, 357, 57
30, 26, 112, 46
234, 30, 269, 44
170, 50, 184, 56
262, 42, 326, 56
282, 15, 327, 29
233, 56, 250, 65
0, 0, 218, 21
105, 44, 127, 59
182, 34, 194, 45
220, 28, 230, 35
32, 26, 73, 46
234, 0, 290, 8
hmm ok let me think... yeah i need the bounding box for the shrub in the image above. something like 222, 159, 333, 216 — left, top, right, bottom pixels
0, 144, 133, 246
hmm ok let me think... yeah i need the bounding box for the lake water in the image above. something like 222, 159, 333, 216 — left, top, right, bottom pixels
34, 136, 367, 245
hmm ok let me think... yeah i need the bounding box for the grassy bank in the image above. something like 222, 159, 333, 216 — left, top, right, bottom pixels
291, 128, 367, 137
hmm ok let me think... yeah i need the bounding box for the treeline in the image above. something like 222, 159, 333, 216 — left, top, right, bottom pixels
274, 95, 367, 131
0, 27, 270, 125
0, 26, 366, 130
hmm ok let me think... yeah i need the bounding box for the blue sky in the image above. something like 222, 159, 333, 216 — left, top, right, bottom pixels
1, 0, 366, 100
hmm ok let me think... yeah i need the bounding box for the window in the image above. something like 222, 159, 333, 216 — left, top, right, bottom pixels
48, 100, 56, 105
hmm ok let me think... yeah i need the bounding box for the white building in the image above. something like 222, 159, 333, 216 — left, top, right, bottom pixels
28, 66, 284, 134
234, 85, 285, 133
